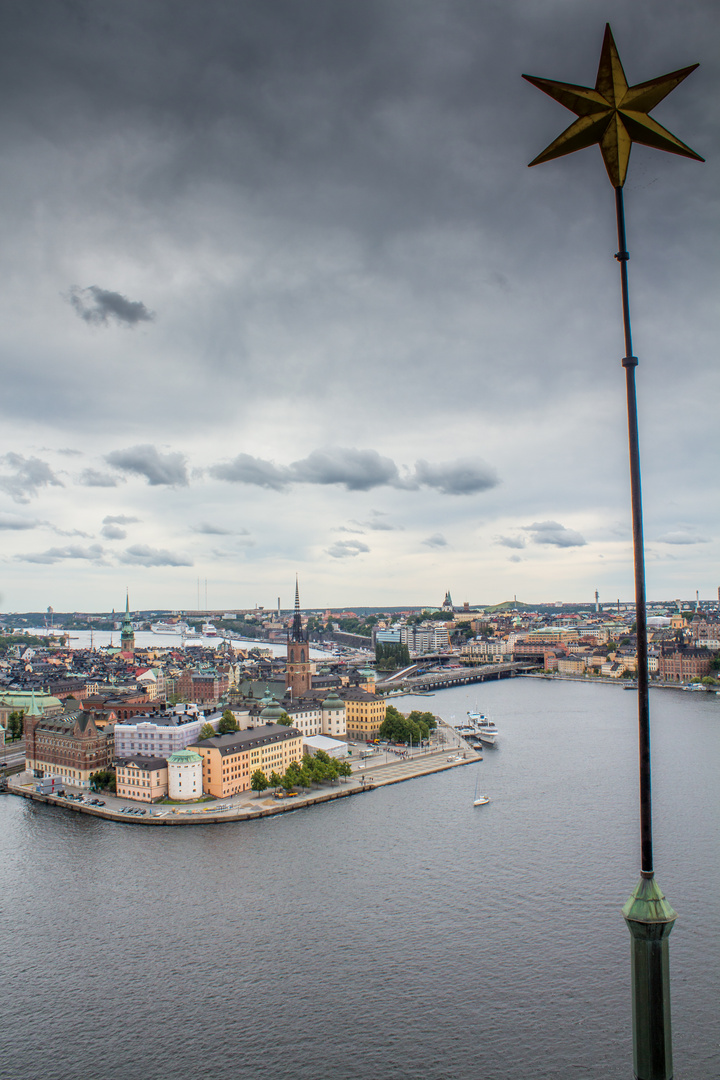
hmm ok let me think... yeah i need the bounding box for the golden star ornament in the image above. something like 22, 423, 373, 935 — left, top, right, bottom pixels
523, 24, 703, 187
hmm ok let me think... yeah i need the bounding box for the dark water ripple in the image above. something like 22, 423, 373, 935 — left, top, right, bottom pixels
1, 678, 718, 1079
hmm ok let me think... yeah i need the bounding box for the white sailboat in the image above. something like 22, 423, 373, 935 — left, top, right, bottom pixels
473, 772, 490, 807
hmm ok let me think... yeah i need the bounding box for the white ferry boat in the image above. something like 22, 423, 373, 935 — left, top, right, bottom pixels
202, 621, 218, 637
151, 620, 191, 636
467, 710, 499, 746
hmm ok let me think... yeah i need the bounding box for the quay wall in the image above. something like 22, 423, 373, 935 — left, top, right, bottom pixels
9, 749, 478, 826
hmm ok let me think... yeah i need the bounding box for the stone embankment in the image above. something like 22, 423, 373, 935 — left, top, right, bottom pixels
9, 744, 480, 826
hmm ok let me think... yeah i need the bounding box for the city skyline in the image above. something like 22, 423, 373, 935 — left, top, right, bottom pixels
0, 1, 717, 611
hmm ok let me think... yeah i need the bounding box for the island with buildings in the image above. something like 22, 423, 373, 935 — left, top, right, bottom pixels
2, 584, 719, 817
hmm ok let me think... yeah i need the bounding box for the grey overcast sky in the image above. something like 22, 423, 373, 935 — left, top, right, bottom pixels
0, 0, 717, 612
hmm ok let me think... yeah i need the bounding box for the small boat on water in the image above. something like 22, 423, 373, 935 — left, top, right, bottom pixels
473, 774, 490, 806
202, 621, 218, 637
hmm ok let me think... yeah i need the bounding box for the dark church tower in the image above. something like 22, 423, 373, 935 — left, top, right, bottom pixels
285, 578, 312, 698
120, 592, 135, 660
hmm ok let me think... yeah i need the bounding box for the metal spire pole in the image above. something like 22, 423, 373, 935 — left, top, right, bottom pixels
615, 184, 677, 1080
523, 24, 702, 1080
614, 185, 653, 876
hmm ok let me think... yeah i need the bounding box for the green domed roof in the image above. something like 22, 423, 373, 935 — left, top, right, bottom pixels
168, 749, 202, 765
322, 690, 344, 709
259, 696, 286, 722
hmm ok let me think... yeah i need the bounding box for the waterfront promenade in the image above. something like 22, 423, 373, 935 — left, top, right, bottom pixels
8, 726, 481, 825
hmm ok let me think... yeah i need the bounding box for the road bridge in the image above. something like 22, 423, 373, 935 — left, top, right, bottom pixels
377, 661, 537, 693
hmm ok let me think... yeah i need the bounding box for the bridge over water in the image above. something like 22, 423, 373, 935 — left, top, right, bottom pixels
377, 660, 537, 693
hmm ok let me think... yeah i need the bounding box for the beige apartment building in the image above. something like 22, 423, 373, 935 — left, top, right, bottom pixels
192, 723, 304, 798
342, 689, 386, 742
116, 756, 169, 802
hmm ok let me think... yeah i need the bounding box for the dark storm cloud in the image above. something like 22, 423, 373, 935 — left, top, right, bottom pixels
68, 286, 155, 327
19, 543, 105, 565
119, 544, 193, 567
78, 469, 123, 488
326, 539, 370, 559
0, 454, 63, 503
105, 446, 188, 486
523, 521, 587, 548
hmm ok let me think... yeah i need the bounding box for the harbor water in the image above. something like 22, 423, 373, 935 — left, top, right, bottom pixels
1, 677, 718, 1079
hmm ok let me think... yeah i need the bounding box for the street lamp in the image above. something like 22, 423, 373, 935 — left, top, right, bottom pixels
524, 24, 702, 1080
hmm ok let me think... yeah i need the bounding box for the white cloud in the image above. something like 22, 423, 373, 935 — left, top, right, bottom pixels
0, 454, 63, 504
522, 521, 587, 548
422, 533, 448, 548
105, 446, 188, 487
326, 539, 370, 559
119, 545, 193, 567
655, 530, 710, 545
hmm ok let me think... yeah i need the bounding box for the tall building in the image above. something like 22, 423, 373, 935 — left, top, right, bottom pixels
120, 593, 135, 660
285, 578, 312, 698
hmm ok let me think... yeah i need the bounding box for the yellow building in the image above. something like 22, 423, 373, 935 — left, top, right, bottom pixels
116, 756, 169, 802
342, 689, 386, 742
191, 723, 304, 798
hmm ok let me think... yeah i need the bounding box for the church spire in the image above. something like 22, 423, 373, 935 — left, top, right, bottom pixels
291, 575, 306, 642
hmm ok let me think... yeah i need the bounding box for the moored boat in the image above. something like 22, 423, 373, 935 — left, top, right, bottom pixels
467, 710, 499, 746
151, 620, 191, 635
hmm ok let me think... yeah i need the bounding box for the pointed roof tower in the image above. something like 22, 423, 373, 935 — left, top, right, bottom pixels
290, 575, 307, 643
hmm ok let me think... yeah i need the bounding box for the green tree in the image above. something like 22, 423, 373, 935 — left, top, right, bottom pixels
277, 710, 292, 726
374, 641, 411, 669
701, 676, 717, 689
251, 769, 268, 792
282, 761, 302, 790
407, 710, 437, 733
297, 765, 314, 789
90, 770, 111, 791
198, 722, 216, 740
269, 771, 283, 788
336, 759, 352, 779
7, 710, 24, 741
218, 710, 239, 734
379, 704, 426, 744
326, 759, 340, 782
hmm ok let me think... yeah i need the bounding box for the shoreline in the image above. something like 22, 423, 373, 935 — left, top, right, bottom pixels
518, 672, 718, 692
8, 742, 480, 825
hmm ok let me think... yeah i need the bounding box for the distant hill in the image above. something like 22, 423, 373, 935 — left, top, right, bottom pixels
483, 600, 532, 613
